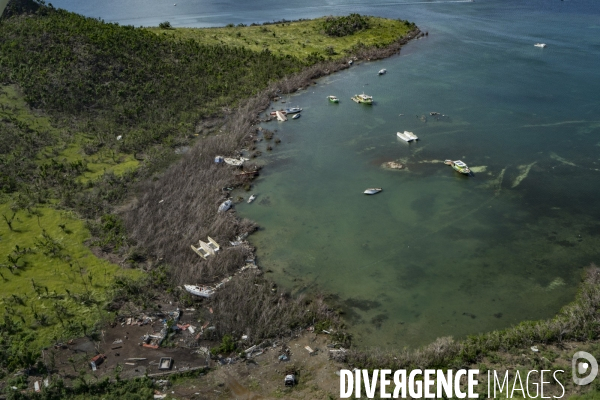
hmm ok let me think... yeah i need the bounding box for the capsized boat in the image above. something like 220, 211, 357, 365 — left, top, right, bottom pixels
275, 110, 287, 121
396, 131, 413, 142
534, 43, 546, 48
404, 131, 418, 140
352, 93, 373, 104
285, 107, 302, 114
184, 284, 215, 298
378, 69, 387, 75
247, 194, 256, 203
218, 199, 233, 212
327, 95, 339, 103
364, 188, 382, 195
444, 160, 471, 175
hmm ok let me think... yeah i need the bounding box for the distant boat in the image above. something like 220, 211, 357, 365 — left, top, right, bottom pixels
184, 285, 215, 298
378, 69, 387, 75
285, 107, 302, 114
352, 93, 373, 104
396, 131, 413, 142
218, 199, 233, 212
327, 95, 339, 103
247, 194, 257, 203
364, 188, 382, 195
444, 160, 471, 175
292, 113, 301, 119
534, 43, 546, 48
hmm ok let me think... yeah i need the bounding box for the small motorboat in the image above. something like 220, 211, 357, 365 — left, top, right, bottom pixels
396, 131, 413, 142
327, 95, 339, 103
247, 194, 257, 203
285, 107, 302, 114
364, 188, 382, 195
444, 160, 471, 175
534, 43, 546, 48
378, 69, 387, 75
292, 113, 300, 119
218, 199, 233, 212
184, 284, 215, 298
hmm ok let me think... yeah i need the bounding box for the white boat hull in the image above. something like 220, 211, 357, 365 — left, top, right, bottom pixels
364, 188, 382, 195
184, 285, 215, 298
396, 132, 413, 142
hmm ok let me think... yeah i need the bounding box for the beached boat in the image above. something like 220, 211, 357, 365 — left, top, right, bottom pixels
444, 160, 471, 175
292, 113, 300, 119
352, 93, 373, 104
364, 188, 382, 195
396, 131, 413, 142
184, 284, 216, 298
191, 236, 221, 259
223, 157, 248, 166
269, 110, 287, 116
218, 199, 233, 212
534, 43, 546, 48
327, 95, 339, 103
247, 194, 256, 203
404, 131, 419, 140
275, 110, 287, 121
378, 69, 387, 75
285, 107, 302, 114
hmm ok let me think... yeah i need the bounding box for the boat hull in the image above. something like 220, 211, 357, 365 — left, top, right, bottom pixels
364, 188, 382, 195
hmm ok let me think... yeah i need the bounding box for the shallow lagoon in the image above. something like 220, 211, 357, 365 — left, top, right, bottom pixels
236, 4, 600, 347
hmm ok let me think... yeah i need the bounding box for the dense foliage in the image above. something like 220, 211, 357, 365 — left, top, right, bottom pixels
322, 14, 370, 37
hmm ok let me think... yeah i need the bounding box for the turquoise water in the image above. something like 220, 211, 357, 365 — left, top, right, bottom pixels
50, 0, 600, 347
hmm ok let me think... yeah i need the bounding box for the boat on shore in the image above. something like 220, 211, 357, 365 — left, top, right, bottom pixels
396, 131, 413, 142
378, 69, 387, 75
534, 43, 546, 48
248, 194, 257, 203
364, 188, 382, 195
352, 93, 373, 104
218, 199, 233, 212
444, 160, 471, 175
269, 110, 287, 116
184, 284, 215, 298
327, 95, 339, 103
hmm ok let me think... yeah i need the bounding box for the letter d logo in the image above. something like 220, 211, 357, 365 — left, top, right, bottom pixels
572, 351, 598, 385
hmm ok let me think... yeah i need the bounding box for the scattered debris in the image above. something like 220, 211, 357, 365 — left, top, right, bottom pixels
305, 345, 315, 355
90, 354, 106, 370
531, 346, 539, 352
223, 157, 249, 166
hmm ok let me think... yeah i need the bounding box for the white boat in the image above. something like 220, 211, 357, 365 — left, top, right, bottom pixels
184, 285, 215, 298
378, 69, 387, 75
275, 110, 287, 121
534, 43, 546, 48
396, 131, 413, 142
223, 157, 248, 166
285, 107, 302, 114
364, 188, 382, 195
292, 113, 300, 119
352, 93, 373, 104
191, 236, 220, 259
327, 95, 339, 103
404, 131, 419, 140
218, 199, 233, 212
248, 194, 256, 203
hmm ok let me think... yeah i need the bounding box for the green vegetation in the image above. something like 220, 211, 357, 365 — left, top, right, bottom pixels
0, 0, 415, 383
322, 14, 370, 37
147, 16, 413, 60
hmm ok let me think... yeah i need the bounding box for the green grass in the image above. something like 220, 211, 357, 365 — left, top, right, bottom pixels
147, 16, 413, 60
0, 203, 140, 348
